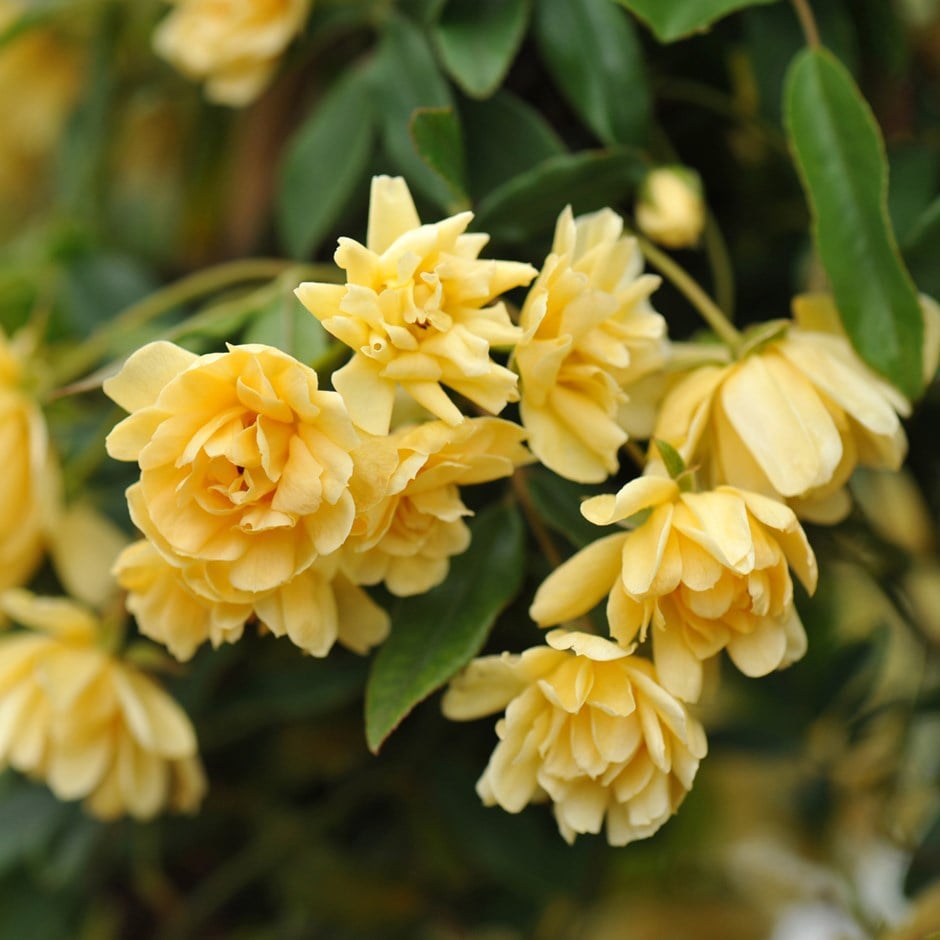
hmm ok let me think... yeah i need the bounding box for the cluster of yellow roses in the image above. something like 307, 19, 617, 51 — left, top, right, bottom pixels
0, 171, 921, 841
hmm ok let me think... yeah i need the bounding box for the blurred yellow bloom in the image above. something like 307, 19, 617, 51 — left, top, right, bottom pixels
0, 330, 56, 592
0, 590, 205, 820
851, 467, 934, 556
0, 5, 80, 220
340, 417, 531, 595
635, 166, 706, 249
531, 476, 817, 702
295, 176, 537, 435
653, 295, 910, 523
443, 630, 707, 846
515, 207, 665, 483
153, 0, 310, 106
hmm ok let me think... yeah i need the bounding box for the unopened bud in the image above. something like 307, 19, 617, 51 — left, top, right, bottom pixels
636, 166, 705, 249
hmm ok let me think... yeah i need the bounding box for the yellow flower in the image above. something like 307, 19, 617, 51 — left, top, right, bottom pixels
0, 6, 81, 220
531, 476, 817, 702
653, 295, 910, 523
105, 341, 359, 604
340, 417, 531, 595
153, 0, 310, 107
0, 589, 206, 820
635, 166, 706, 249
515, 207, 666, 483
114, 540, 389, 661
0, 330, 56, 592
295, 176, 537, 435
443, 630, 707, 846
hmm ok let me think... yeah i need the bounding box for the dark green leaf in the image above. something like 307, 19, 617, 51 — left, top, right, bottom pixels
785, 48, 924, 399
888, 145, 940, 244
432, 0, 529, 99
370, 13, 455, 210
524, 466, 607, 549
903, 197, 940, 300
473, 149, 647, 244
365, 503, 525, 753
277, 68, 375, 259
409, 108, 468, 203
616, 0, 780, 42
905, 811, 940, 896
0, 780, 68, 874
534, 0, 649, 146
461, 90, 566, 200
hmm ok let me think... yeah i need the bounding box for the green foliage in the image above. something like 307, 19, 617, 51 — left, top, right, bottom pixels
534, 0, 649, 146
432, 0, 530, 99
277, 68, 376, 259
365, 503, 525, 752
785, 47, 925, 399
615, 0, 780, 42
409, 107, 468, 204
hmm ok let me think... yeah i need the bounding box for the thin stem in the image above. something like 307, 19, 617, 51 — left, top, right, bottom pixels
791, 0, 821, 48
638, 237, 743, 351
512, 469, 564, 570
624, 440, 647, 472
703, 213, 735, 320
52, 259, 337, 386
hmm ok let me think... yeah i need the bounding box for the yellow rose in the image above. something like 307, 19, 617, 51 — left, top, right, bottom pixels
635, 166, 706, 249
531, 476, 817, 703
515, 206, 666, 483
106, 342, 391, 658
0, 330, 56, 591
340, 417, 531, 595
105, 341, 359, 603
443, 630, 707, 846
0, 589, 206, 820
653, 296, 910, 523
153, 0, 310, 106
295, 175, 537, 435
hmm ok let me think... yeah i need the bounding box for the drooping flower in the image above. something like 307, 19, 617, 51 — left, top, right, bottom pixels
635, 166, 706, 250
0, 329, 57, 592
105, 341, 359, 602
652, 295, 911, 523
515, 206, 666, 483
153, 0, 310, 107
0, 589, 206, 820
295, 176, 537, 435
531, 476, 817, 703
340, 417, 531, 595
443, 630, 707, 846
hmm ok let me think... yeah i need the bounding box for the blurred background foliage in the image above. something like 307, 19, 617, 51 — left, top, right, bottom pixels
2, 0, 940, 937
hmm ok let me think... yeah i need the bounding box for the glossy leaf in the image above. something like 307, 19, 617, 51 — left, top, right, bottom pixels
785, 48, 924, 399
461, 90, 565, 200
370, 13, 455, 210
617, 0, 780, 42
365, 503, 525, 753
409, 107, 468, 203
473, 149, 646, 243
432, 0, 529, 99
277, 68, 375, 260
534, 0, 649, 145
523, 467, 607, 549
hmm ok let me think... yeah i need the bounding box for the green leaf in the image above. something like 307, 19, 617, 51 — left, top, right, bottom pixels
473, 149, 647, 244
277, 67, 375, 259
409, 108, 468, 203
785, 48, 924, 399
523, 467, 607, 549
461, 90, 565, 200
365, 503, 525, 753
370, 13, 455, 210
432, 0, 529, 99
653, 439, 687, 479
616, 0, 780, 42
242, 293, 333, 364
534, 0, 649, 145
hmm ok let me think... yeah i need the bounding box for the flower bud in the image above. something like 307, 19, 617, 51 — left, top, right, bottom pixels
635, 166, 705, 249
